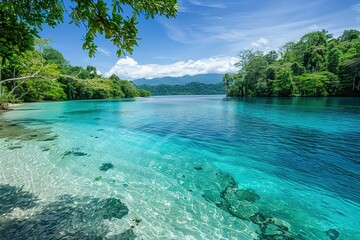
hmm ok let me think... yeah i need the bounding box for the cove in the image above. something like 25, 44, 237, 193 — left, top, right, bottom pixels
0, 96, 359, 239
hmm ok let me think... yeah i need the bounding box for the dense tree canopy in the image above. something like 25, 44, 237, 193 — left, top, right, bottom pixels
224, 29, 360, 97
0, 41, 151, 103
0, 0, 178, 65
138, 82, 225, 96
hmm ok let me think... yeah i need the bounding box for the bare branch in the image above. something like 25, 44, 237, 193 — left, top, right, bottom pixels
0, 70, 41, 84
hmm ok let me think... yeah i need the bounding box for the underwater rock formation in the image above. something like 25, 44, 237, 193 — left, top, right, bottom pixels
0, 117, 57, 143
100, 163, 114, 171
6, 144, 23, 150
110, 228, 137, 240
98, 197, 129, 220
201, 170, 309, 240
326, 228, 340, 240
62, 150, 88, 158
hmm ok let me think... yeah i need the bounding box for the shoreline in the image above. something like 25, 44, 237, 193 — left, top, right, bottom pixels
0, 102, 21, 112
0, 95, 359, 239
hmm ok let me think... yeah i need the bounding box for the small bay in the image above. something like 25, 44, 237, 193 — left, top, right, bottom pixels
0, 96, 359, 239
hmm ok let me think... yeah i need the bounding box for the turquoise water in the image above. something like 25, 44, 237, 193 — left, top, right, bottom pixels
0, 96, 359, 239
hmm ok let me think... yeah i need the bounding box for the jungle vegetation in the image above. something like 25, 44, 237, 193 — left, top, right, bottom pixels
0, 0, 178, 64
137, 82, 225, 96
224, 29, 360, 97
1, 0, 177, 105
0, 41, 151, 103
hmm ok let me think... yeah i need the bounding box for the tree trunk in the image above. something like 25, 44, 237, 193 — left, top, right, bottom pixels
353, 74, 356, 91
0, 66, 2, 97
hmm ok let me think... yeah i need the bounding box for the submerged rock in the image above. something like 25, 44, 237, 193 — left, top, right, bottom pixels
63, 151, 72, 156
214, 171, 237, 189
0, 118, 54, 142
41, 146, 50, 152
325, 229, 340, 240
111, 228, 136, 240
37, 134, 59, 141
233, 188, 260, 203
203, 190, 223, 204
62, 150, 88, 158
249, 212, 268, 225
132, 218, 142, 225
72, 151, 87, 156
226, 200, 257, 220
200, 170, 301, 240
6, 144, 23, 150
99, 163, 114, 171
265, 223, 283, 236
100, 198, 129, 220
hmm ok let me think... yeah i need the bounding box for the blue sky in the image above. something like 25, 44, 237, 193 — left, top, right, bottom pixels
40, 0, 360, 80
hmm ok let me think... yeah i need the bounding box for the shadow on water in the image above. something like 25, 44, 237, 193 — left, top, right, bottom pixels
0, 184, 135, 240
0, 184, 39, 214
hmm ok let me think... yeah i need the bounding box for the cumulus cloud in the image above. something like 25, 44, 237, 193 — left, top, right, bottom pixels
105, 56, 238, 80
250, 37, 269, 48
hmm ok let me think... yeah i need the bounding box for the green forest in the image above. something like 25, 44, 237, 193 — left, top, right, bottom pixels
0, 0, 177, 109
224, 29, 360, 97
0, 40, 151, 105
138, 82, 225, 95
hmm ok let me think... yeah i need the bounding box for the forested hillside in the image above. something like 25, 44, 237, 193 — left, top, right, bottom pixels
133, 74, 223, 86
138, 82, 225, 95
224, 29, 360, 97
0, 41, 150, 105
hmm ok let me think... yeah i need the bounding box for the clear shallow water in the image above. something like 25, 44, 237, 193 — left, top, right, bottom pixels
0, 96, 359, 239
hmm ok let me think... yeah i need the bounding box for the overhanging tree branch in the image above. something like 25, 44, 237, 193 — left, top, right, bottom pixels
0, 70, 41, 84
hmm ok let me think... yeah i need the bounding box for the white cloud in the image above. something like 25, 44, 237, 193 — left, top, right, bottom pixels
105, 56, 238, 80
353, 3, 360, 21
153, 56, 179, 61
98, 47, 111, 56
353, 3, 360, 13
250, 37, 269, 48
186, 0, 226, 8
96, 70, 102, 75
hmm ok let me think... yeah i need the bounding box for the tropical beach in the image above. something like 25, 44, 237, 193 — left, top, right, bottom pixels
1, 1, 360, 239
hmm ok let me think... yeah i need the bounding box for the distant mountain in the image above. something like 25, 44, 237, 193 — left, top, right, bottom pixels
133, 73, 224, 86
138, 82, 225, 96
